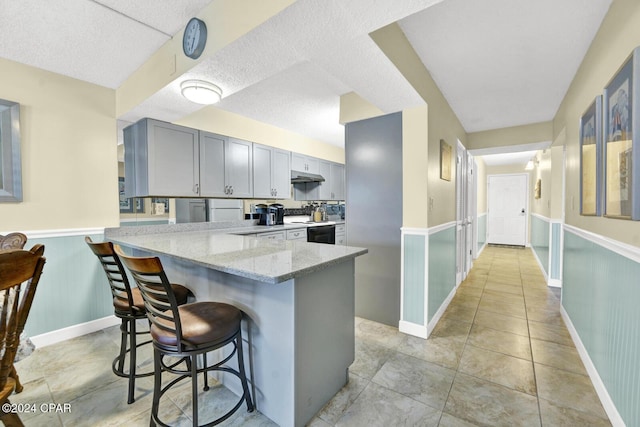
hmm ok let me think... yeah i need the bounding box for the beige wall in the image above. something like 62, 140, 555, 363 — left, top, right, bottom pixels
370, 23, 467, 228
475, 157, 487, 214
550, 145, 565, 220
402, 105, 430, 228
467, 121, 553, 151
339, 92, 385, 125
553, 0, 640, 247
531, 150, 552, 217
0, 58, 118, 232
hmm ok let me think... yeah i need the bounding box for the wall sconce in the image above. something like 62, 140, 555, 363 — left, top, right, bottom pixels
181, 80, 222, 105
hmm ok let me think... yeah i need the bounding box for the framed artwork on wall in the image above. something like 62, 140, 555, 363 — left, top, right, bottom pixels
603, 47, 640, 219
440, 139, 452, 181
580, 96, 602, 216
119, 177, 144, 213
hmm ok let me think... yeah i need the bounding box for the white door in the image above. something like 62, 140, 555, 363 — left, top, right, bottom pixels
456, 141, 474, 284
488, 174, 528, 246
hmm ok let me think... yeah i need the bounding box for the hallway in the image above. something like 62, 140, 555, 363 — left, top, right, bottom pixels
12, 246, 612, 426
318, 246, 612, 426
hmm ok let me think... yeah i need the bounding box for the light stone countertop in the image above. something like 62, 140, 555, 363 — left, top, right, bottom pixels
106, 222, 365, 284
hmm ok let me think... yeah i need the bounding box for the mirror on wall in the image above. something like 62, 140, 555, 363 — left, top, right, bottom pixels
0, 98, 22, 202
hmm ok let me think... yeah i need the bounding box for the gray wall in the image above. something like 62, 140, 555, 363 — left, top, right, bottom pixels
345, 112, 403, 326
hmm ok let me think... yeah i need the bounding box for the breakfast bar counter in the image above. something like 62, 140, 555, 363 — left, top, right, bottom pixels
105, 222, 367, 427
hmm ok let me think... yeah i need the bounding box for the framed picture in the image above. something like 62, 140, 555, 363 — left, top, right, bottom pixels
535, 179, 542, 199
440, 139, 452, 181
580, 96, 602, 216
604, 47, 640, 219
119, 177, 144, 213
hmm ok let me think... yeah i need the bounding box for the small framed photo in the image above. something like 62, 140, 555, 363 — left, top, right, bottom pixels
119, 177, 145, 213
580, 96, 603, 216
440, 139, 452, 181
603, 47, 640, 219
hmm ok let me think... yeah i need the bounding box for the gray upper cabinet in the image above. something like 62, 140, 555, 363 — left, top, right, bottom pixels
124, 119, 253, 199
254, 143, 291, 199
124, 118, 199, 198
295, 160, 345, 201
200, 132, 253, 198
330, 163, 345, 200
226, 137, 254, 198
292, 153, 318, 174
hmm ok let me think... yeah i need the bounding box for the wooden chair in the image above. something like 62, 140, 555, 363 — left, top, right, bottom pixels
0, 233, 27, 251
0, 244, 46, 427
85, 237, 191, 404
114, 245, 253, 427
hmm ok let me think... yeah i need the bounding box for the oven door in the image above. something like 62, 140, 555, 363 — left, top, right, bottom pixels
307, 225, 336, 244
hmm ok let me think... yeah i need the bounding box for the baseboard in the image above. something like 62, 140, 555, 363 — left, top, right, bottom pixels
548, 278, 562, 288
30, 315, 120, 348
427, 286, 457, 336
477, 242, 486, 258
560, 307, 625, 427
399, 320, 427, 339
531, 246, 550, 282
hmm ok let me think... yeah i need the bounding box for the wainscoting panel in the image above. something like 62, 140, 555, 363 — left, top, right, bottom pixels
563, 228, 640, 426
550, 222, 562, 281
531, 214, 550, 276
477, 213, 487, 253
402, 234, 426, 325
24, 231, 113, 337
428, 226, 456, 322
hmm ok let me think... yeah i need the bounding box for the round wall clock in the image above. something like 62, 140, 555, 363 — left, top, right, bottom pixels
183, 18, 207, 59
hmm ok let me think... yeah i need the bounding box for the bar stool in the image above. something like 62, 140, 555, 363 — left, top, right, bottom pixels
85, 237, 191, 404
114, 245, 254, 427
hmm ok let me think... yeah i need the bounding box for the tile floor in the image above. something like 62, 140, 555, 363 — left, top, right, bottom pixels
12, 246, 611, 426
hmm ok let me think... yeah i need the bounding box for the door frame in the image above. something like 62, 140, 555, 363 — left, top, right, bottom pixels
486, 173, 530, 246
456, 140, 475, 285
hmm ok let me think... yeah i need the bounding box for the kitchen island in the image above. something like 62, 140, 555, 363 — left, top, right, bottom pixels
105, 221, 367, 427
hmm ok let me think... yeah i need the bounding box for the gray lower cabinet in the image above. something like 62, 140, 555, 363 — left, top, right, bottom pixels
256, 231, 286, 241
335, 224, 346, 245
124, 118, 200, 197
253, 144, 291, 199
199, 132, 253, 198
286, 228, 306, 241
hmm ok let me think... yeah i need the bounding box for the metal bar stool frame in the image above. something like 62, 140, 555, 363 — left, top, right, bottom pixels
115, 245, 254, 427
85, 237, 154, 404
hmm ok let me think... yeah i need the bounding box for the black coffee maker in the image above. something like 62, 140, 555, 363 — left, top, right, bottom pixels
255, 204, 273, 226
269, 203, 285, 225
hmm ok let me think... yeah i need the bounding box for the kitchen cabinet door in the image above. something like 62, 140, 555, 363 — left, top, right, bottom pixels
199, 132, 227, 197
253, 144, 273, 198
254, 144, 291, 199
226, 137, 253, 198
272, 148, 291, 198
331, 163, 345, 200
317, 160, 332, 200
124, 118, 199, 197
292, 153, 318, 174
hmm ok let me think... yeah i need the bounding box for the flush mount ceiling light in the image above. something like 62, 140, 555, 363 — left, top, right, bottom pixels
180, 80, 222, 105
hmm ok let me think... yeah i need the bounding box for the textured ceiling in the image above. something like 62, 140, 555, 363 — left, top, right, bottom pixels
399, 0, 613, 133
1, 0, 613, 153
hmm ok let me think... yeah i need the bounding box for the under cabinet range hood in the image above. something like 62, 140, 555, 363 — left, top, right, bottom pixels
290, 170, 326, 183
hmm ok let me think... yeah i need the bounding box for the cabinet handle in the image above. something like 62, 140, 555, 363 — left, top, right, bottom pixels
194, 183, 199, 194
230, 186, 233, 195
